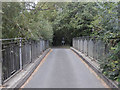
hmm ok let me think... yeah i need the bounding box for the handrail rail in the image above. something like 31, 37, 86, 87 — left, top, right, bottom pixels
0, 38, 49, 85
0, 38, 23, 41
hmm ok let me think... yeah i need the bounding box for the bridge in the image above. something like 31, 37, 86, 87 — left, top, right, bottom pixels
0, 37, 118, 89
0, 1, 120, 89
21, 48, 107, 88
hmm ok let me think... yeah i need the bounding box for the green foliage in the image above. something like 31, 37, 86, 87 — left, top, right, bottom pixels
91, 2, 119, 41
100, 42, 120, 82
92, 2, 120, 85
2, 2, 120, 86
53, 2, 96, 45
2, 2, 22, 38
2, 2, 54, 41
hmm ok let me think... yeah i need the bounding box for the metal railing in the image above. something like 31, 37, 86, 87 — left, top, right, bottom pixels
0, 38, 49, 85
73, 37, 109, 64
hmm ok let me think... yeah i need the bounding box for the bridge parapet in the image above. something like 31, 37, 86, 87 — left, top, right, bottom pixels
0, 38, 49, 86
73, 36, 110, 65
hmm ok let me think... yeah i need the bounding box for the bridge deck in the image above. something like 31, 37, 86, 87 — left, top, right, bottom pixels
22, 48, 107, 88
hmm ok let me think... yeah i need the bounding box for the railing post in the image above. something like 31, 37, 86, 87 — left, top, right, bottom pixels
0, 40, 2, 86
77, 38, 79, 50
72, 38, 74, 48
29, 39, 32, 63
78, 37, 80, 51
93, 37, 96, 61
0, 1, 2, 86
73, 38, 75, 48
82, 37, 84, 53
86, 36, 89, 56
19, 38, 22, 70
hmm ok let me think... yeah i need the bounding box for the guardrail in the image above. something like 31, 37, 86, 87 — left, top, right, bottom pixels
0, 38, 49, 85
72, 37, 110, 64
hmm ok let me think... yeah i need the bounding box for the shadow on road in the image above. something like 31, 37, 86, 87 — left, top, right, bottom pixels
51, 45, 71, 49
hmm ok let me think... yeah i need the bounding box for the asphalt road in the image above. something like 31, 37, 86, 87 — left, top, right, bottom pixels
23, 48, 106, 88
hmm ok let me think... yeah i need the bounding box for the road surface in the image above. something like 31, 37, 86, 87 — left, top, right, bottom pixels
23, 48, 107, 88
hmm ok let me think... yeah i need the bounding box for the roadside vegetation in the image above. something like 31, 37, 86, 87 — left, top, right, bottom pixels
2, 2, 120, 86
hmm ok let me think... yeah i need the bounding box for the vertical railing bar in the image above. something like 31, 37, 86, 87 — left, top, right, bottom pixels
86, 37, 89, 56
0, 1, 2, 86
19, 38, 22, 70
0, 40, 2, 86
0, 38, 49, 83
30, 39, 32, 63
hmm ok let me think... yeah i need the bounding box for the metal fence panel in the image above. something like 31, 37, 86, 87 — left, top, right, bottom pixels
88, 39, 94, 58
80, 39, 84, 53
84, 39, 87, 55
72, 37, 108, 64
2, 41, 20, 81
1, 38, 49, 83
40, 40, 43, 53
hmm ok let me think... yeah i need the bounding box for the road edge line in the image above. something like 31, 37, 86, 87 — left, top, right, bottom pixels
2, 48, 52, 90
70, 47, 118, 88
20, 49, 52, 88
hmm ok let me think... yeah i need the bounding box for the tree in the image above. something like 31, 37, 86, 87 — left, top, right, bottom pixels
2, 2, 54, 41
53, 2, 96, 46
91, 2, 120, 84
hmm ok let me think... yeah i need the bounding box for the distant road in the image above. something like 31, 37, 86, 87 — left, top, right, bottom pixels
23, 48, 107, 88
